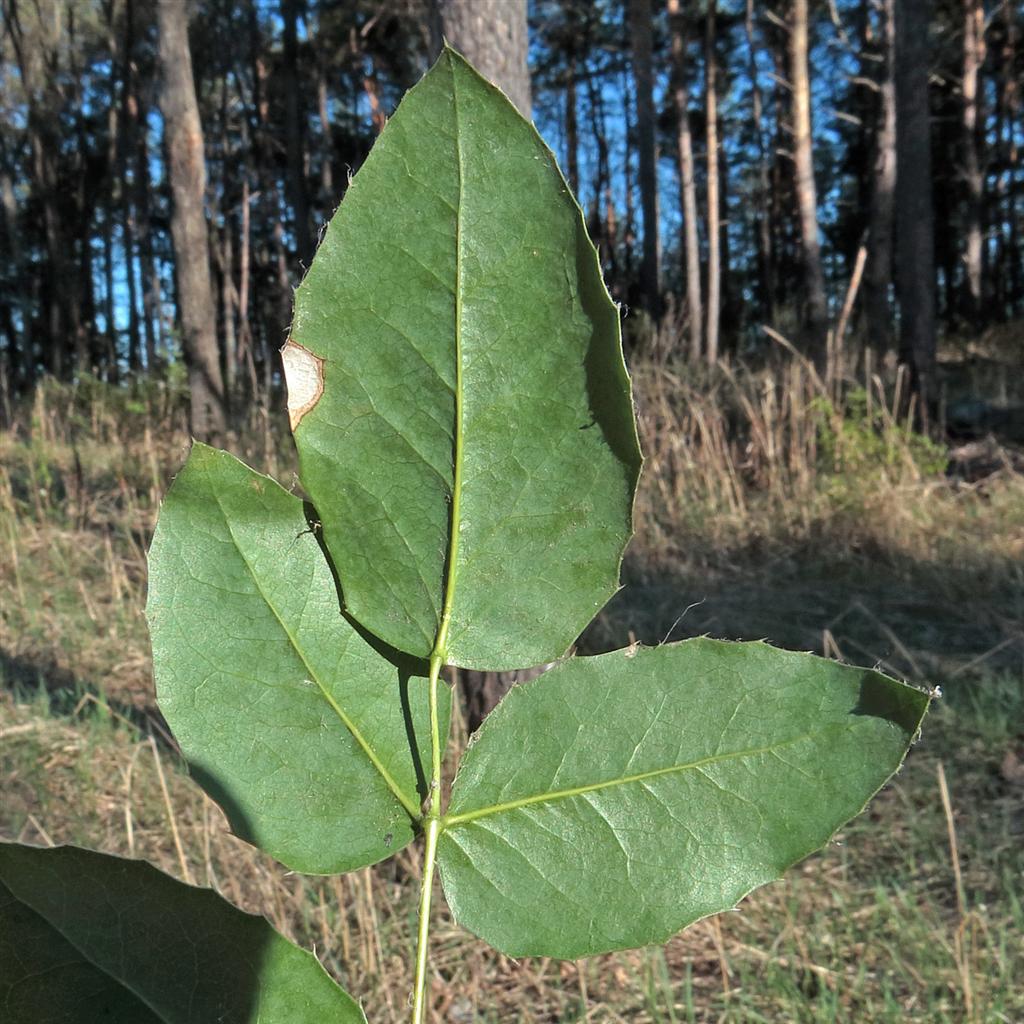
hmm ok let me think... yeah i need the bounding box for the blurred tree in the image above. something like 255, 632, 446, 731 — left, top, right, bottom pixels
790, 0, 829, 364
157, 0, 226, 440
961, 0, 985, 325
667, 0, 702, 360
630, 0, 661, 316
895, 0, 937, 415
863, 0, 897, 359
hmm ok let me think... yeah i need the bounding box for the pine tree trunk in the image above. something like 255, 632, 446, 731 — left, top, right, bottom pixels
0, 164, 31, 390
705, 0, 721, 365
585, 66, 616, 280
744, 0, 775, 326
1001, 3, 1021, 313
895, 0, 937, 415
864, 0, 897, 356
317, 44, 335, 204
156, 0, 226, 441
430, 0, 531, 118
283, 0, 313, 265
565, 53, 579, 195
790, 0, 829, 364
631, 0, 661, 317
962, 0, 986, 325
668, 0, 703, 361
134, 52, 161, 372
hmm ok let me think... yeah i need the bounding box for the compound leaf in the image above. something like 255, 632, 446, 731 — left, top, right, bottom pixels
147, 443, 449, 874
438, 639, 930, 958
0, 843, 365, 1024
286, 47, 641, 669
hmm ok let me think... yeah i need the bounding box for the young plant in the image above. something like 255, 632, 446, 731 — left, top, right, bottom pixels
0, 50, 929, 1023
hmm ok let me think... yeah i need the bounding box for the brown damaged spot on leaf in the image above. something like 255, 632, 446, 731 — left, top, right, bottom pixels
281, 339, 324, 431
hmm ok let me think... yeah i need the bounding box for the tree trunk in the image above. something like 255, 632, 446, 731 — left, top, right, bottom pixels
717, 118, 734, 337
0, 158, 32, 390
744, 0, 775, 326
117, 0, 142, 373
316, 41, 335, 205
895, 0, 937, 415
668, 0, 703, 360
705, 0, 721, 365
282, 0, 313, 265
622, 65, 637, 284
565, 52, 579, 196
156, 0, 226, 441
430, 0, 531, 118
769, 27, 796, 310
1001, 2, 1021, 314
631, 0, 661, 317
961, 0, 986, 325
131, 91, 159, 369
864, 0, 897, 356
585, 64, 616, 280
790, 0, 829, 363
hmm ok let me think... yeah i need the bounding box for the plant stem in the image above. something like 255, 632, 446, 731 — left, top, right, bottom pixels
411, 646, 446, 1023
426, 648, 445, 816
410, 815, 440, 1024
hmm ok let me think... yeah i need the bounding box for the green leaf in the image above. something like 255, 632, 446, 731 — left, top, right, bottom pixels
437, 639, 930, 959
287, 47, 641, 669
147, 443, 450, 874
0, 843, 365, 1024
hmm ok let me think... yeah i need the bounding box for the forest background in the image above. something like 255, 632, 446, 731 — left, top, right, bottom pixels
1, 1, 1022, 1022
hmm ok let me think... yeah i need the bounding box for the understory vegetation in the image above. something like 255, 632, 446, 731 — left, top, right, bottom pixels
1, 338, 1022, 1023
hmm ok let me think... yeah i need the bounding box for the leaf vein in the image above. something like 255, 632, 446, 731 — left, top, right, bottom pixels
443, 732, 817, 828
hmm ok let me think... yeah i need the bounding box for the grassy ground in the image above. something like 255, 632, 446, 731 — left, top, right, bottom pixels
1, 351, 1022, 1022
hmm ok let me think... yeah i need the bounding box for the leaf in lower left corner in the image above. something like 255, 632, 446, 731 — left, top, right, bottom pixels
0, 843, 367, 1024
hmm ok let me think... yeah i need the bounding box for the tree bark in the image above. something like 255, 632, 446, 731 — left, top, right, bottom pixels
283, 0, 314, 265
961, 0, 986, 325
744, 0, 775, 326
895, 0, 937, 415
430, 0, 531, 118
109, 0, 143, 374
631, 0, 661, 317
705, 0, 721, 364
1000, 2, 1021, 314
668, 0, 703, 360
316, 36, 335, 205
584, 63, 616, 280
565, 52, 579, 196
0, 155, 32, 390
132, 59, 160, 372
864, 0, 897, 356
790, 0, 829, 363
156, 0, 226, 441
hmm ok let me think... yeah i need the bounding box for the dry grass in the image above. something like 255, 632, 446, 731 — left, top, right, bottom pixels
1, 352, 1023, 1021
3, 680, 1020, 1023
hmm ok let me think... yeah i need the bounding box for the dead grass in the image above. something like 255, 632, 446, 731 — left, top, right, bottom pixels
1, 353, 1022, 1022
2, 678, 1020, 1023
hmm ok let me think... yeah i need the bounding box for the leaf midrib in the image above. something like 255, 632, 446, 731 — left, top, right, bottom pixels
206, 478, 420, 820
433, 51, 466, 660
442, 731, 819, 828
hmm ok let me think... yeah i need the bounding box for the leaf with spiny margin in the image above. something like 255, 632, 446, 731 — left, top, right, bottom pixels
147, 443, 449, 874
437, 639, 930, 958
0, 843, 365, 1024
286, 47, 641, 669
